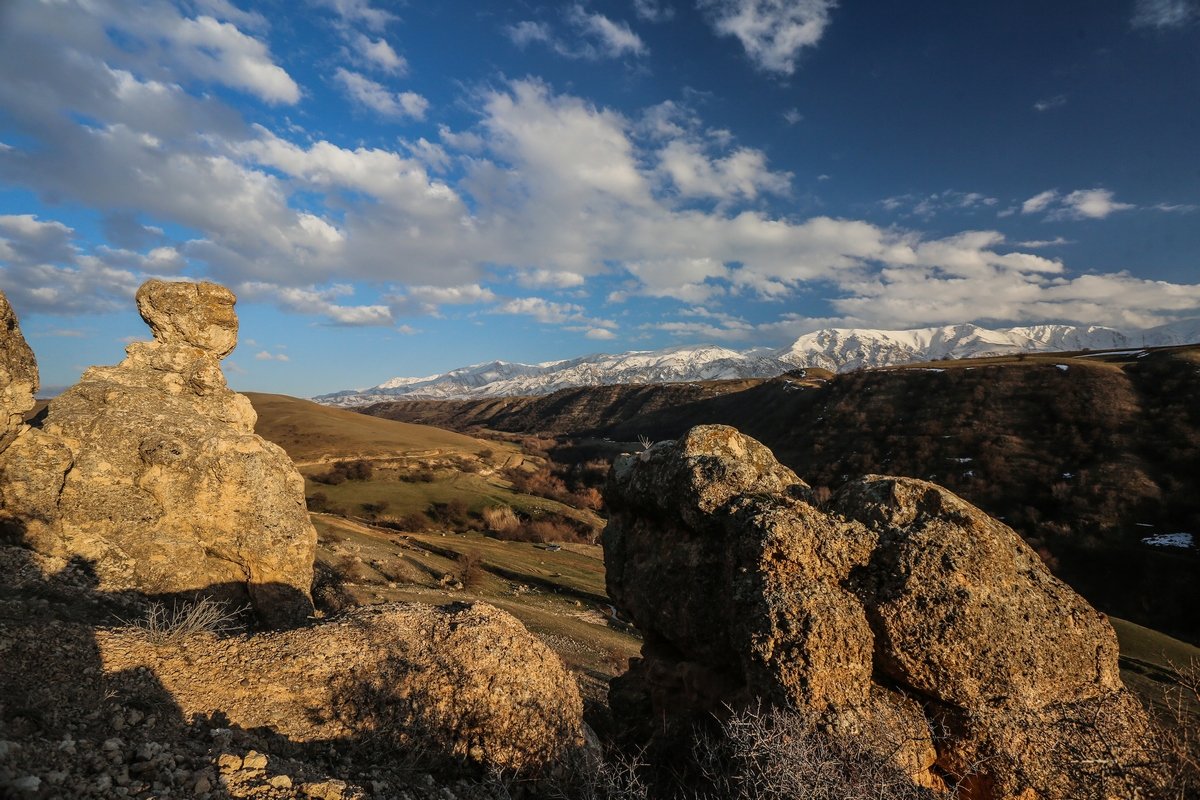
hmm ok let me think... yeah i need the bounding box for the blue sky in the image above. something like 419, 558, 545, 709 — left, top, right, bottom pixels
1, 0, 1198, 396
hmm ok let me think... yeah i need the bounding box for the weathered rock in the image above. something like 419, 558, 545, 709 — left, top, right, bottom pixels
0, 291, 38, 453
0, 280, 316, 627
136, 279, 239, 358
604, 424, 1156, 799
98, 601, 585, 774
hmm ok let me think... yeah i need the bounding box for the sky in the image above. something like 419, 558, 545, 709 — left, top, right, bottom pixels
1, 0, 1198, 397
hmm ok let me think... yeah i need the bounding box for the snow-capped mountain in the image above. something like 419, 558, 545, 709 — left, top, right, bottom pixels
313, 320, 1200, 406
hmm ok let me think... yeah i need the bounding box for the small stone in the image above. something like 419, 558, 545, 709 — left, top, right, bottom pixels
193, 776, 212, 793
93, 774, 113, 791
7, 776, 40, 793
241, 750, 268, 770
103, 737, 124, 752
46, 771, 68, 785
217, 753, 243, 772
269, 774, 293, 789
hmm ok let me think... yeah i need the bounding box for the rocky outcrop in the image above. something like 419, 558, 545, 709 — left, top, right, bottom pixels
604, 425, 1157, 799
98, 601, 584, 774
0, 291, 38, 452
0, 280, 317, 627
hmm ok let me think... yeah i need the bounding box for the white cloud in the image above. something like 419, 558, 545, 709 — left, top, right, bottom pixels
1017, 237, 1074, 248
387, 284, 496, 316
658, 140, 792, 201
1057, 188, 1136, 219
1021, 189, 1060, 215
238, 282, 393, 326
1023, 188, 1136, 220
881, 190, 998, 218
567, 5, 647, 57
334, 68, 428, 119
352, 34, 407, 74
585, 327, 617, 340
782, 108, 804, 125
317, 0, 396, 32
1132, 0, 1196, 28
506, 20, 555, 47
633, 0, 675, 22
193, 0, 269, 31
1033, 94, 1067, 112
254, 350, 290, 361
493, 297, 616, 330
515, 269, 587, 289
700, 0, 837, 75
167, 14, 300, 104
507, 7, 647, 60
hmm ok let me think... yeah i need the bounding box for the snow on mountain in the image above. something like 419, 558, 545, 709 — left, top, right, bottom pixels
313, 320, 1200, 406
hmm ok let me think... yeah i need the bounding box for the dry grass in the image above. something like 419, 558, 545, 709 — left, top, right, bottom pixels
123, 597, 243, 645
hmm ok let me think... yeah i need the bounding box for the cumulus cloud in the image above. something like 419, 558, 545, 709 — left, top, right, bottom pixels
254, 350, 290, 361
700, 0, 837, 74
1132, 0, 1196, 28
334, 68, 428, 118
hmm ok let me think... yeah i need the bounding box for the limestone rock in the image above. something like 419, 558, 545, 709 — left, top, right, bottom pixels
0, 280, 316, 627
136, 279, 238, 358
0, 291, 38, 453
98, 601, 585, 774
604, 424, 1156, 799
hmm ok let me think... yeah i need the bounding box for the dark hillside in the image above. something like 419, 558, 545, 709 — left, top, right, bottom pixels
360, 347, 1200, 641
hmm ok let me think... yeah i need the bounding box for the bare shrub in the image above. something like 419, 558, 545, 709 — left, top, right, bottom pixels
455, 551, 485, 589
689, 704, 947, 800
125, 597, 243, 645
1148, 659, 1200, 798
482, 504, 520, 534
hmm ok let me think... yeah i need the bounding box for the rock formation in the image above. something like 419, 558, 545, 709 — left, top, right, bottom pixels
97, 601, 584, 774
0, 291, 38, 452
0, 281, 317, 627
604, 425, 1157, 799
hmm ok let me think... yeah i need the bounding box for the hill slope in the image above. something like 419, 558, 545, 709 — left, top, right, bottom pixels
245, 392, 504, 465
362, 346, 1200, 642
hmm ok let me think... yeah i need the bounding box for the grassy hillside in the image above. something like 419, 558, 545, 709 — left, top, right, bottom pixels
245, 391, 508, 465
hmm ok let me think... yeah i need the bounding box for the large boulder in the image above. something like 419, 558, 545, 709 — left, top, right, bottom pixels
0, 291, 38, 452
604, 425, 1157, 799
0, 280, 317, 627
98, 601, 585, 774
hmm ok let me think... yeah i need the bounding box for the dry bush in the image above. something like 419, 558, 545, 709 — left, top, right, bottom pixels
455, 551, 486, 589
689, 704, 947, 800
483, 504, 520, 533
124, 597, 243, 645
1148, 659, 1200, 798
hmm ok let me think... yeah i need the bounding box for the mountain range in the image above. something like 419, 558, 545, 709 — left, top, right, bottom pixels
313, 319, 1200, 405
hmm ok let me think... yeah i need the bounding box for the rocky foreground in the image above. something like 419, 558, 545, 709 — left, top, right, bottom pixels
0, 280, 1192, 799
